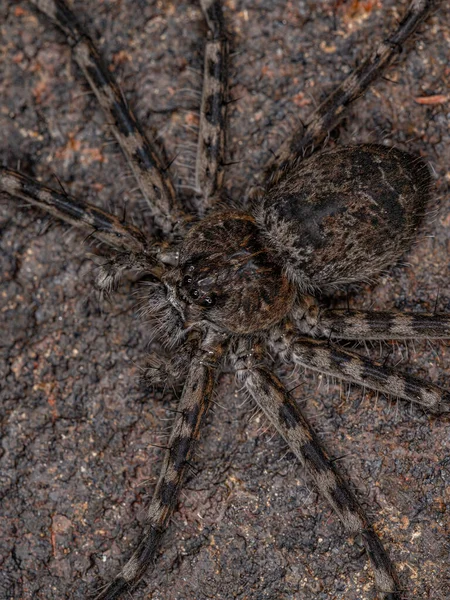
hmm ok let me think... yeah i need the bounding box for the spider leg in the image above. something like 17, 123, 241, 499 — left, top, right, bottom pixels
195, 0, 229, 213
317, 309, 450, 340
30, 0, 185, 235
264, 0, 435, 178
235, 350, 401, 600
94, 332, 228, 600
0, 167, 147, 254
283, 336, 450, 413
141, 331, 203, 390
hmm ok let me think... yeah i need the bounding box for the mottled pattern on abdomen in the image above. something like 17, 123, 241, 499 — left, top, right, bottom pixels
257, 145, 431, 291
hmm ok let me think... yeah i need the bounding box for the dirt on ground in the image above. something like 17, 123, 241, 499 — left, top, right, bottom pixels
1, 1, 449, 600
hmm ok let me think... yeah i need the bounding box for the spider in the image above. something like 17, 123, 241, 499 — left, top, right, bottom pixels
1, 0, 449, 599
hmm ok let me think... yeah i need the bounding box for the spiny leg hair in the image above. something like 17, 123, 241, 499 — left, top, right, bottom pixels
31, 0, 184, 235
281, 336, 450, 414
315, 309, 450, 340
235, 347, 401, 600
0, 167, 166, 294
95, 333, 228, 600
0, 168, 148, 254
263, 0, 436, 182
195, 0, 229, 210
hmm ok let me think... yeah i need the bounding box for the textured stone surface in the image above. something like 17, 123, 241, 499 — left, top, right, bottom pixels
1, 1, 449, 599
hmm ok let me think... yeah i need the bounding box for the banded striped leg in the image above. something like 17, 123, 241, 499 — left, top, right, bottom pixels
317, 309, 450, 340
195, 0, 229, 212
0, 168, 147, 254
95, 333, 228, 600
237, 354, 400, 600
265, 0, 435, 177
30, 0, 184, 235
286, 337, 450, 413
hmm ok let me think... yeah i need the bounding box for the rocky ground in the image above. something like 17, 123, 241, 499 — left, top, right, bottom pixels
1, 1, 449, 599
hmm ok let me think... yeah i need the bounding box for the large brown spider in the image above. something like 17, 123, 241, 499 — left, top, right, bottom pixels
1, 1, 449, 599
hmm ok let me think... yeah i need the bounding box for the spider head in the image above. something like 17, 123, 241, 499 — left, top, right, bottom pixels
164, 211, 295, 334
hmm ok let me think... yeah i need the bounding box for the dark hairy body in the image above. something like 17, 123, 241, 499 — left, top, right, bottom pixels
0, 1, 450, 600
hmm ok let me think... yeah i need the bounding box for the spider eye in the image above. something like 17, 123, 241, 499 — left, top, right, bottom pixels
191, 289, 199, 299
200, 295, 216, 308
182, 275, 193, 286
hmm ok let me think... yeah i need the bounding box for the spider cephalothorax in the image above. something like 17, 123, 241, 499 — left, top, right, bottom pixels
1, 1, 449, 600
169, 211, 296, 333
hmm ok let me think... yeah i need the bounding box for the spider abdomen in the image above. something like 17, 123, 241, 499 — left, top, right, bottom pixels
258, 145, 431, 291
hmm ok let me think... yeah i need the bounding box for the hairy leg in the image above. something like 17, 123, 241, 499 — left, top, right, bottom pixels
235, 348, 401, 600
282, 336, 450, 413
195, 0, 229, 212
264, 0, 435, 181
316, 309, 450, 340
0, 167, 148, 254
95, 332, 228, 600
30, 0, 185, 234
